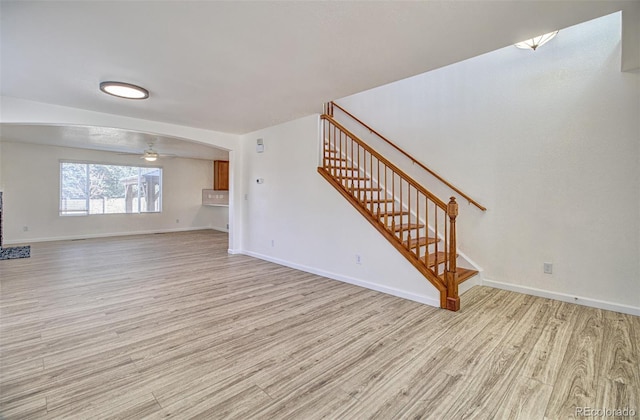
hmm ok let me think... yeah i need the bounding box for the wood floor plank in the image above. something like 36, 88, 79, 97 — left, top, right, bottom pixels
595, 309, 639, 416
1, 230, 638, 419
493, 376, 554, 420
430, 296, 553, 419
544, 307, 606, 419
151, 384, 272, 420
0, 394, 48, 419
520, 300, 579, 385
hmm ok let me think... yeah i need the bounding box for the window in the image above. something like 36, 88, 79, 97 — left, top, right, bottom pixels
60, 162, 162, 215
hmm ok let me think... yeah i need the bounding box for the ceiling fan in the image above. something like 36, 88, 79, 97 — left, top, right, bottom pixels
120, 142, 176, 161
141, 143, 161, 161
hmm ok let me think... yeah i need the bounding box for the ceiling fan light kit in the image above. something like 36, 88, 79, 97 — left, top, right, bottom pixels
143, 152, 158, 162
142, 143, 160, 161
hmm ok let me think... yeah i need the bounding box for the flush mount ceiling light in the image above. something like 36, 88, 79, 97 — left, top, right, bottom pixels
99, 81, 149, 99
515, 30, 559, 51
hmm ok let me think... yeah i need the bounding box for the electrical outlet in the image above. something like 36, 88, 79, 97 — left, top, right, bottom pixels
23, 226, 28, 232
176, 219, 180, 224
356, 254, 362, 265
271, 239, 275, 247
543, 262, 553, 274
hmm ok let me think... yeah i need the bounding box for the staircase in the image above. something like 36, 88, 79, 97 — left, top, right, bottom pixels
317, 103, 481, 311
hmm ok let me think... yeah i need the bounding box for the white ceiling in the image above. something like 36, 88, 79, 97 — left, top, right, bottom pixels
0, 1, 637, 157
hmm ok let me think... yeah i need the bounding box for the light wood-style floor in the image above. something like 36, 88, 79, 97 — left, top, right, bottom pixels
1, 230, 638, 419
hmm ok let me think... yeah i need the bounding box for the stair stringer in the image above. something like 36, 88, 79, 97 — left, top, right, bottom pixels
331, 144, 482, 285
317, 166, 448, 307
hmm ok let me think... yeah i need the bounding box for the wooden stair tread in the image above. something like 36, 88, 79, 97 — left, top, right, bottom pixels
324, 165, 358, 172
423, 251, 447, 267
392, 223, 424, 233
325, 156, 348, 161
350, 187, 381, 192
438, 267, 479, 285
406, 236, 439, 249
363, 198, 395, 204
456, 268, 479, 284
340, 175, 369, 181
376, 210, 409, 217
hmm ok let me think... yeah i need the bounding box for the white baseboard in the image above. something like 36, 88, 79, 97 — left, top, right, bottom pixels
240, 250, 440, 308
482, 278, 640, 316
3, 226, 214, 245
459, 274, 481, 295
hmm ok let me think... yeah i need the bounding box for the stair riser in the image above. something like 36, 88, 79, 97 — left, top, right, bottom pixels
352, 192, 383, 199
325, 168, 363, 176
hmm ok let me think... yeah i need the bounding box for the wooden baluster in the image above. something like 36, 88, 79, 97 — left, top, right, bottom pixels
391, 172, 396, 232
369, 152, 374, 214
398, 178, 403, 238
322, 119, 327, 169
333, 125, 338, 178
415, 189, 419, 258
327, 122, 332, 175
446, 197, 460, 311
341, 132, 345, 187
357, 142, 361, 201
376, 157, 381, 219
384, 165, 388, 228
406, 185, 411, 249
421, 193, 425, 260
361, 147, 365, 204
433, 205, 438, 274
364, 149, 373, 214
331, 127, 342, 178
350, 139, 356, 196
350, 134, 354, 191
336, 126, 340, 178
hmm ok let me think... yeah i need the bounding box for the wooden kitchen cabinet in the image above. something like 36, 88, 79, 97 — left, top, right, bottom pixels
214, 160, 229, 191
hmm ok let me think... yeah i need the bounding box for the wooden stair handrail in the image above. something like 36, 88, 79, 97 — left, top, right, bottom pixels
321, 114, 447, 210
320, 113, 478, 311
329, 101, 487, 212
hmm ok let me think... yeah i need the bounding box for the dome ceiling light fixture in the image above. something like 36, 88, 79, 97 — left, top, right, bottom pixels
515, 30, 559, 51
99, 81, 149, 99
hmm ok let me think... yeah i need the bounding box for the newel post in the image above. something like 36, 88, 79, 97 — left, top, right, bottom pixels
446, 197, 460, 311
326, 102, 333, 117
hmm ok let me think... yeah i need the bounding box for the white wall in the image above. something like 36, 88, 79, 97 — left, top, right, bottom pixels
0, 140, 3, 191
237, 115, 442, 306
335, 12, 640, 313
0, 141, 228, 243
